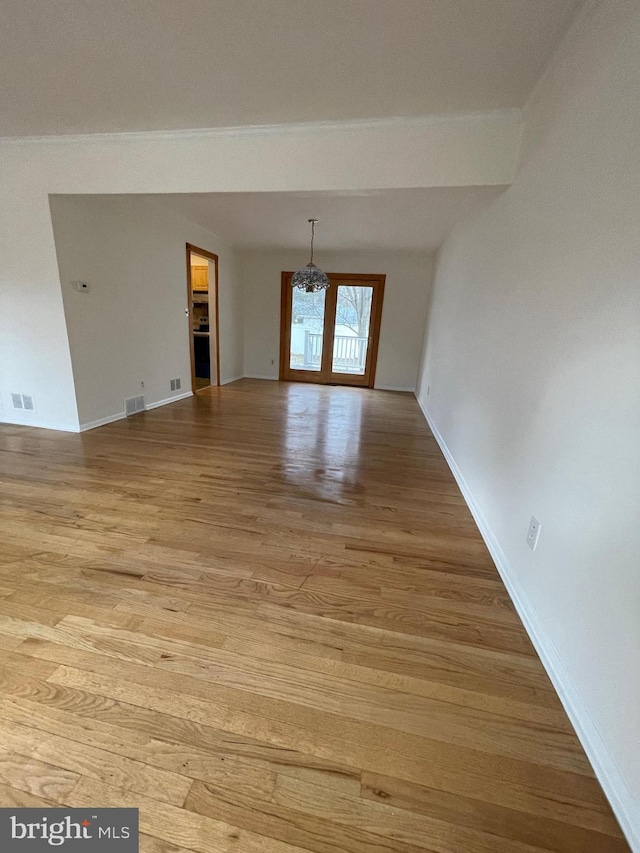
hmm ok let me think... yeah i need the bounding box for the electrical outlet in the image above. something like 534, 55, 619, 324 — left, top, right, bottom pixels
427, 385, 430, 396
527, 516, 541, 551
271, 359, 275, 366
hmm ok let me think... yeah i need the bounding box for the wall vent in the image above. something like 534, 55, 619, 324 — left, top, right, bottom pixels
170, 378, 182, 391
11, 393, 35, 412
124, 395, 145, 416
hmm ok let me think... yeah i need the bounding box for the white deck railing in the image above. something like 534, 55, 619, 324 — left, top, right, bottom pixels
303, 332, 367, 373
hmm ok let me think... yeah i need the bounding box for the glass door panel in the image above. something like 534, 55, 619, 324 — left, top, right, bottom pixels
331, 285, 373, 376
289, 287, 326, 372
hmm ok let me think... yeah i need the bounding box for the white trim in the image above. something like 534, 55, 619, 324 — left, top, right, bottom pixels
220, 374, 244, 385
0, 109, 522, 147
79, 392, 193, 430
145, 391, 193, 411
0, 416, 80, 433
243, 374, 278, 381
79, 412, 126, 432
415, 393, 640, 852
375, 385, 415, 393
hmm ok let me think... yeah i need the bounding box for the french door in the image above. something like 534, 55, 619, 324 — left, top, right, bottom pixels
279, 272, 385, 388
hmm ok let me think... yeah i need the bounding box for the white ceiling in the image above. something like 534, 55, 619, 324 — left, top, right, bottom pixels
0, 0, 581, 137
154, 187, 506, 252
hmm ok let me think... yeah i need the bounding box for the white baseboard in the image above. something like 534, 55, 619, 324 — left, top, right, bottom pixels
243, 374, 278, 381
79, 392, 193, 431
220, 374, 244, 385
415, 392, 640, 852
145, 391, 193, 411
0, 416, 80, 433
79, 412, 126, 432
375, 384, 415, 393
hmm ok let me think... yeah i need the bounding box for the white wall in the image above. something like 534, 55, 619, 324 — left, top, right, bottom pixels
416, 2, 640, 846
0, 192, 79, 431
0, 111, 519, 431
242, 250, 433, 390
216, 251, 243, 385
50, 195, 243, 427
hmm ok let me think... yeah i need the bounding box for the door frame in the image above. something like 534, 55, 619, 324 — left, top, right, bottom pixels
185, 243, 220, 391
279, 271, 385, 388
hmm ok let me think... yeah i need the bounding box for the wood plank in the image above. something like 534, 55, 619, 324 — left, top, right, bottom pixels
186, 778, 441, 853
0, 716, 191, 806
360, 772, 628, 853
0, 781, 57, 808
223, 706, 619, 834
65, 777, 316, 853
0, 693, 274, 801
219, 636, 569, 726
0, 747, 80, 800
0, 668, 358, 794
272, 775, 551, 853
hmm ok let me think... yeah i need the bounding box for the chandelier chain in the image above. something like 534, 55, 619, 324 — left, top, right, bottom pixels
309, 218, 316, 264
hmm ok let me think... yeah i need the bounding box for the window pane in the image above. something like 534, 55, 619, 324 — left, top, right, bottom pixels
332, 285, 372, 375
289, 287, 326, 371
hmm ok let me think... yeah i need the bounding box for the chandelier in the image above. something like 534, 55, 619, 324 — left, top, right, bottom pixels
291, 219, 330, 293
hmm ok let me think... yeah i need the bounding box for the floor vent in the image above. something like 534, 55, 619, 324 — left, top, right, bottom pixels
170, 378, 182, 392
11, 393, 35, 412
125, 395, 145, 416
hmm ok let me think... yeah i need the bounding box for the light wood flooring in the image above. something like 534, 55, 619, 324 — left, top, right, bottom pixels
0, 379, 629, 852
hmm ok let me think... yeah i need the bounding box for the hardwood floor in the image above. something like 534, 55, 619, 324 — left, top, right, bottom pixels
0, 379, 629, 852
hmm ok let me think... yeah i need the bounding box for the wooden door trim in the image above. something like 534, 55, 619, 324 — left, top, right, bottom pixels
279, 272, 292, 381
279, 272, 386, 388
185, 247, 197, 393
359, 276, 385, 388
186, 243, 220, 390
320, 283, 338, 383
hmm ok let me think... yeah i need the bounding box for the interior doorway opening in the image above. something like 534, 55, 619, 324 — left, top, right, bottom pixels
186, 244, 220, 391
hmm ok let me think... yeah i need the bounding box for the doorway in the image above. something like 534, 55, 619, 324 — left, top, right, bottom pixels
279, 272, 385, 387
186, 244, 220, 391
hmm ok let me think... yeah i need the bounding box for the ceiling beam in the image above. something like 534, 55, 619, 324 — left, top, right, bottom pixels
1, 110, 522, 194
